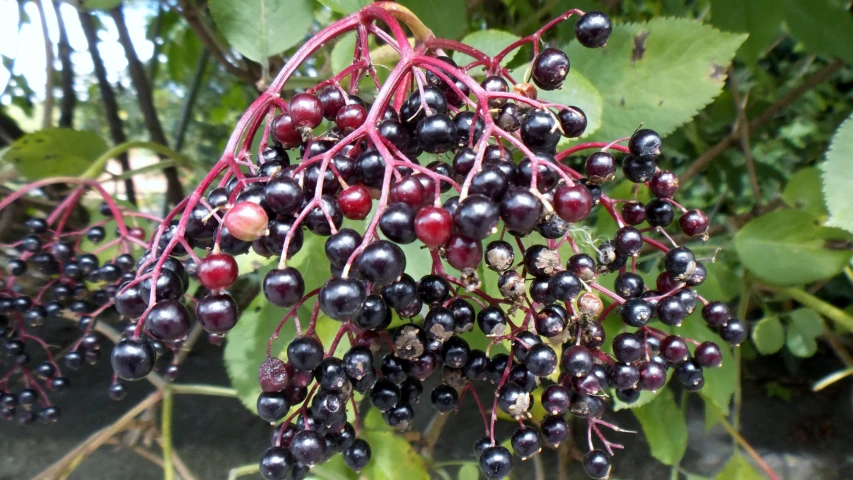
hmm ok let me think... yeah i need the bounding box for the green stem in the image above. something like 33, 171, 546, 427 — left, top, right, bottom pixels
170, 384, 238, 397
715, 412, 780, 480
227, 464, 260, 480
82, 140, 191, 180
161, 387, 174, 480
780, 286, 853, 334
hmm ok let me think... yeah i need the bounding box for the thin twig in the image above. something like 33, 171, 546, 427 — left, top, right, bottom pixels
35, 0, 55, 129
682, 59, 845, 182
716, 413, 781, 480
729, 71, 761, 206
52, 0, 76, 128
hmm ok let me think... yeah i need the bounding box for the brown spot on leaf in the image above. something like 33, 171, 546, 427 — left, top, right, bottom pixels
620, 97, 626, 106
710, 63, 727, 80
825, 239, 853, 251
632, 31, 650, 63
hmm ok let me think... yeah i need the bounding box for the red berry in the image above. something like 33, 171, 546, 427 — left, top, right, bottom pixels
621, 201, 646, 226
553, 183, 593, 223
414, 207, 452, 248
317, 85, 345, 120
272, 113, 301, 148
128, 227, 146, 241
649, 171, 679, 198
223, 201, 269, 242
444, 234, 482, 270
289, 93, 323, 129
198, 253, 239, 290
679, 209, 708, 236
338, 185, 373, 220
335, 104, 367, 134
390, 176, 426, 208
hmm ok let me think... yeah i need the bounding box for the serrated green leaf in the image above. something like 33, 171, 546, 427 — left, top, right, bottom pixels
782, 167, 828, 220
209, 0, 313, 62
317, 0, 370, 15
397, 0, 467, 40
566, 18, 746, 142
734, 209, 853, 286
715, 453, 764, 480
1, 128, 108, 180
452, 30, 521, 71
782, 0, 853, 64
632, 389, 687, 465
786, 308, 824, 358
711, 0, 784, 64
752, 316, 785, 355
360, 409, 430, 480
822, 113, 853, 234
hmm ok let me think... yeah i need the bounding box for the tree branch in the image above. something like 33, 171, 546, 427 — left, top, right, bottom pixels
174, 0, 258, 85
78, 10, 137, 205
174, 49, 210, 152
53, 0, 76, 128
682, 59, 846, 183
35, 0, 55, 129
147, 2, 165, 85
109, 5, 184, 210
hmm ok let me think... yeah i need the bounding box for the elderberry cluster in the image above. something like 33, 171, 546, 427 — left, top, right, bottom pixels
104, 6, 746, 480
1, 203, 155, 425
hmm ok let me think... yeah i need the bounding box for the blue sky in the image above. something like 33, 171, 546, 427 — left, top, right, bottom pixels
0, 1, 154, 103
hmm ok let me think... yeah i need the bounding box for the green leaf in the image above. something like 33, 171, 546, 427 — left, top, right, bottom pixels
821, 113, 853, 234
397, 0, 467, 40
783, 167, 828, 220
223, 280, 287, 413
786, 308, 824, 358
734, 209, 853, 285
632, 389, 687, 465
695, 261, 740, 303
317, 0, 370, 15
458, 464, 479, 480
711, 0, 784, 64
360, 409, 430, 480
715, 453, 765, 480
82, 0, 121, 10
331, 32, 357, 79
782, 0, 853, 64
752, 316, 785, 355
452, 30, 521, 71
1, 128, 108, 180
566, 18, 746, 142
209, 0, 313, 62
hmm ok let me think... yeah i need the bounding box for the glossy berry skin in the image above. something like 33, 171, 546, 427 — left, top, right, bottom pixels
291, 430, 326, 466
317, 85, 345, 120
585, 152, 617, 184
583, 449, 612, 479
660, 336, 689, 363
520, 110, 561, 151
646, 199, 674, 227
680, 209, 709, 236
479, 446, 513, 480
390, 176, 427, 208
335, 104, 367, 134
621, 201, 647, 226
325, 229, 362, 269
319, 278, 366, 321
629, 128, 662, 161
272, 114, 302, 148
414, 207, 452, 248
223, 202, 269, 242
614, 226, 644, 256
695, 341, 723, 368
453, 194, 499, 240
720, 319, 748, 345
431, 384, 459, 413
620, 298, 652, 327
499, 188, 543, 234
562, 345, 593, 377
259, 446, 294, 480
650, 170, 679, 198
622, 155, 656, 183
557, 107, 586, 137
575, 11, 613, 48
416, 114, 456, 154
553, 183, 593, 222
355, 240, 406, 286
702, 301, 731, 327
264, 268, 305, 308
111, 338, 156, 381
511, 427, 542, 460
338, 185, 373, 220
343, 439, 371, 471
289, 93, 323, 129
196, 293, 239, 334
257, 392, 291, 423
378, 203, 417, 244
146, 300, 192, 341
531, 48, 570, 90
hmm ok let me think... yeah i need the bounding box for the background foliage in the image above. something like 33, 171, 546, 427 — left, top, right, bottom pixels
1, 0, 852, 478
